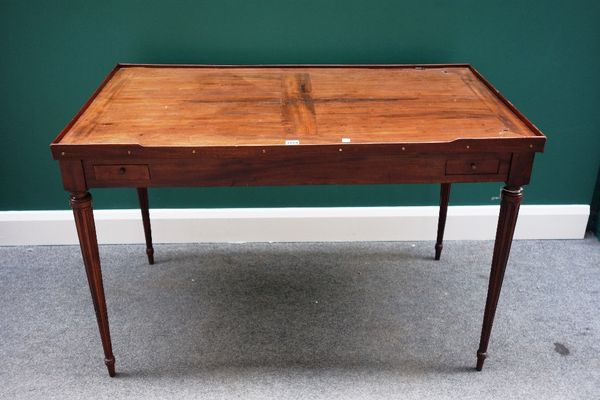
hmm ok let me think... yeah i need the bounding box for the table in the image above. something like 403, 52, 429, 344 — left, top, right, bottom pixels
50, 64, 546, 376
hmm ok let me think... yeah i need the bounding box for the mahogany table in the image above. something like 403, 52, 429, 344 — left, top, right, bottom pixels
50, 64, 546, 376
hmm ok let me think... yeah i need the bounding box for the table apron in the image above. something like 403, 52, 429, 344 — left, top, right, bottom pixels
80, 152, 512, 188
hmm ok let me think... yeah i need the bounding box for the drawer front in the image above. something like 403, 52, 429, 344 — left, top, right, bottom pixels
93, 164, 150, 182
445, 158, 500, 175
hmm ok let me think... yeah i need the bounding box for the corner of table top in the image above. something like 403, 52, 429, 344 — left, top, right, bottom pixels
50, 63, 124, 150
468, 64, 547, 143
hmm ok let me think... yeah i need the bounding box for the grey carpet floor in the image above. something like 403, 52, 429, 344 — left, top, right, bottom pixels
1, 237, 599, 399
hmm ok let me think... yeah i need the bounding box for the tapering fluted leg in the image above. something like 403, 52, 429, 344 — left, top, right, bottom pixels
435, 183, 451, 260
476, 186, 523, 371
70, 192, 116, 377
137, 188, 154, 265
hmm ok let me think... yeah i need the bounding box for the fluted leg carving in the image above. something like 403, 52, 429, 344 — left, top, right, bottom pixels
70, 192, 116, 377
476, 186, 523, 371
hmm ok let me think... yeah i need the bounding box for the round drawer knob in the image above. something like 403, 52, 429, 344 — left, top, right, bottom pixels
118, 167, 126, 175
470, 163, 477, 170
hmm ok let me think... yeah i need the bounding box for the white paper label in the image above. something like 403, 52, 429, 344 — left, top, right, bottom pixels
285, 140, 300, 145
341, 138, 351, 143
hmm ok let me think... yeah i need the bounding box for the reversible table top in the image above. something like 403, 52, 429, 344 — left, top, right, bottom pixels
52, 64, 545, 153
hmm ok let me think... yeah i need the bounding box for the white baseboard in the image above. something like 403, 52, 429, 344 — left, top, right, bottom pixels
0, 205, 589, 246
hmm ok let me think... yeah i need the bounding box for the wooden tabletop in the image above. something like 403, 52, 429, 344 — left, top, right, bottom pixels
53, 64, 544, 150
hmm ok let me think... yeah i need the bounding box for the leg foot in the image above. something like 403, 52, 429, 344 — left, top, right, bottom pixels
476, 351, 486, 371
476, 186, 523, 370
137, 188, 155, 265
435, 183, 451, 260
146, 248, 155, 265
105, 357, 116, 377
434, 243, 443, 261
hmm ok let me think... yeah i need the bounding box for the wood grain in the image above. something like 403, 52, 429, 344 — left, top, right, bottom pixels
281, 73, 317, 136
55, 65, 542, 148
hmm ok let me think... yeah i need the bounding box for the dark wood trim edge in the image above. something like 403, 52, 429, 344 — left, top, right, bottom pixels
52, 139, 543, 160
117, 63, 473, 69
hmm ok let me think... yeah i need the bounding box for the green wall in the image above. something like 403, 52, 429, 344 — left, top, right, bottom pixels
1, 0, 599, 210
